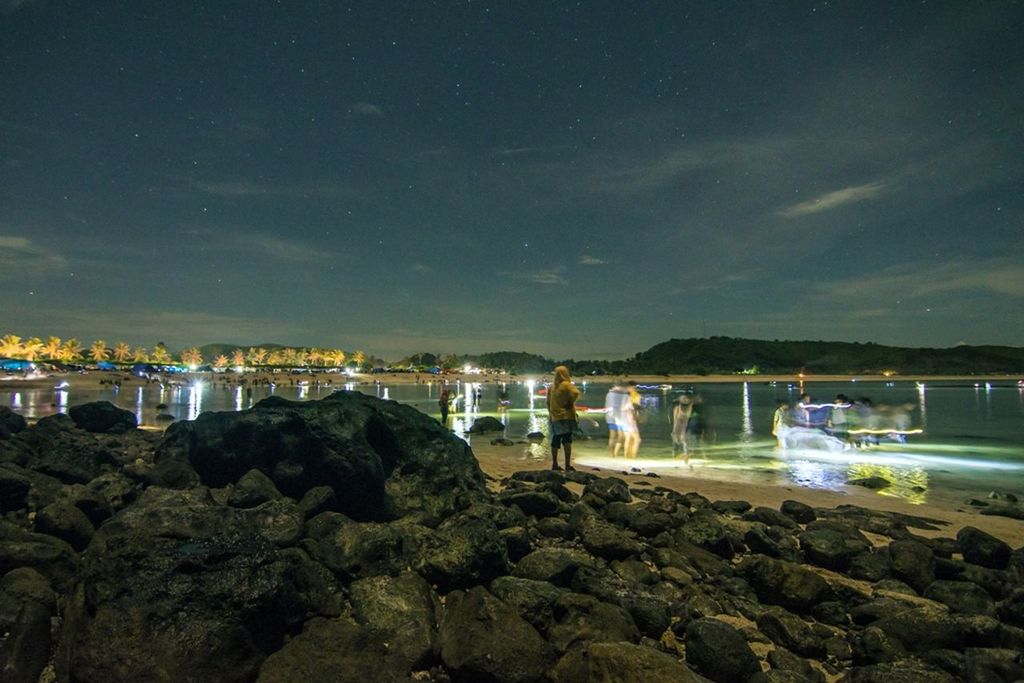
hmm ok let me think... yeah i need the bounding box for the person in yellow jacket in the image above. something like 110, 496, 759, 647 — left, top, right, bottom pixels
546, 365, 581, 471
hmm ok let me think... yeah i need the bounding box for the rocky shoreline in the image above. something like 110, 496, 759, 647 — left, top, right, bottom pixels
2, 393, 1024, 682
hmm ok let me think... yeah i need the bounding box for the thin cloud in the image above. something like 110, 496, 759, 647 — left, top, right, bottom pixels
778, 181, 886, 218
0, 234, 67, 275
501, 266, 568, 286
816, 259, 1024, 300
351, 102, 385, 118
578, 255, 606, 266
188, 178, 354, 201
411, 262, 432, 274
251, 235, 332, 264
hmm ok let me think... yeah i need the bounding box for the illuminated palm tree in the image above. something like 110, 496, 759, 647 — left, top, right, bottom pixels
230, 349, 245, 367
22, 337, 44, 361
352, 350, 365, 369
180, 347, 203, 367
150, 342, 171, 364
307, 348, 324, 367
213, 354, 229, 369
0, 334, 23, 357
90, 340, 110, 362
61, 338, 83, 362
330, 349, 346, 368
246, 347, 267, 366
112, 342, 131, 363
42, 336, 62, 360
132, 346, 149, 363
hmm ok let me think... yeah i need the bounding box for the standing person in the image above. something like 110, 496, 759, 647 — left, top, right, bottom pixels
547, 365, 581, 471
826, 394, 851, 444
438, 383, 451, 424
604, 382, 629, 457
772, 400, 790, 450
672, 394, 693, 462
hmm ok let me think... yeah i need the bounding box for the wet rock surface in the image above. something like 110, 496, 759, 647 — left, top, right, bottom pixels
1, 393, 1024, 681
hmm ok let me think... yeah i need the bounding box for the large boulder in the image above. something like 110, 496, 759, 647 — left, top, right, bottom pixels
957, 526, 1011, 570
0, 568, 57, 683
0, 405, 27, 439
69, 401, 137, 434
743, 556, 835, 613
154, 392, 486, 521
65, 488, 313, 682
550, 641, 702, 682
684, 616, 762, 682
888, 540, 936, 593
439, 586, 555, 683
0, 414, 133, 484
348, 572, 440, 671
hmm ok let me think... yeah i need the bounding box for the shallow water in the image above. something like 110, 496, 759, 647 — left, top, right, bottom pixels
3, 375, 1023, 505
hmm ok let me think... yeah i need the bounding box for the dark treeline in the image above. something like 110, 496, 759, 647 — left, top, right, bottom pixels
457, 338, 1024, 376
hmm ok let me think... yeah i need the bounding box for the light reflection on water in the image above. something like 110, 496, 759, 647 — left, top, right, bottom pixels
4, 376, 1024, 503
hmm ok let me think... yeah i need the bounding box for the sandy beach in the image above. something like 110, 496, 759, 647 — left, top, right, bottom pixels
469, 439, 1024, 547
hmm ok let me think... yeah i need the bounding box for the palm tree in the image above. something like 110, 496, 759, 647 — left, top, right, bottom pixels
180, 347, 203, 367
0, 334, 23, 357
42, 336, 62, 359
112, 342, 131, 363
352, 350, 365, 368
230, 349, 245, 367
61, 338, 83, 362
246, 347, 267, 366
330, 349, 346, 368
150, 342, 171, 364
132, 346, 149, 363
267, 349, 284, 366
90, 340, 110, 362
307, 348, 324, 367
22, 337, 44, 361
213, 354, 229, 369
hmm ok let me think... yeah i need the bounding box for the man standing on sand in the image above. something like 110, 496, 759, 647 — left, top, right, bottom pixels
547, 365, 581, 471
604, 381, 629, 457
438, 383, 451, 424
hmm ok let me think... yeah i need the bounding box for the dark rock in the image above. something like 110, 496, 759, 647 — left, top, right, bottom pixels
536, 517, 574, 539
799, 528, 870, 572
811, 600, 851, 627
766, 647, 826, 683
500, 526, 532, 562
746, 527, 783, 558
576, 515, 644, 561
546, 591, 641, 652
957, 526, 1011, 570
3, 415, 125, 484
750, 672, 820, 683
852, 625, 906, 664
490, 576, 563, 633
841, 657, 958, 682
676, 510, 737, 559
68, 401, 137, 434
0, 567, 56, 683
757, 606, 826, 657
744, 506, 799, 529
227, 468, 283, 508
491, 437, 514, 445
33, 500, 94, 551
154, 392, 486, 521
467, 415, 504, 433
711, 499, 752, 515
500, 490, 562, 518
923, 580, 997, 616
848, 550, 891, 582
684, 616, 762, 683
0, 521, 78, 593
743, 556, 835, 614
997, 587, 1024, 627
304, 513, 420, 579
583, 477, 632, 504
549, 641, 701, 683
847, 476, 892, 490
980, 505, 1024, 520
514, 547, 598, 587
348, 572, 440, 671
526, 431, 543, 441
0, 464, 32, 512
871, 607, 1010, 652
256, 617, 413, 683
68, 489, 315, 682
439, 586, 555, 683
414, 515, 510, 592
781, 499, 817, 524
963, 647, 1024, 682
297, 485, 337, 518
888, 539, 935, 593
155, 412, 176, 421
0, 405, 27, 439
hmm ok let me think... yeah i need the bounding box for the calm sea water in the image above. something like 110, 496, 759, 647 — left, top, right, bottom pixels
4, 375, 1023, 505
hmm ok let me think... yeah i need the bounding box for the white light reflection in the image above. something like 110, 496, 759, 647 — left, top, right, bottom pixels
12, 392, 22, 409
235, 386, 244, 412
381, 387, 388, 401
526, 380, 538, 410
135, 387, 144, 426
300, 384, 310, 400
741, 382, 753, 439
56, 387, 68, 413
917, 383, 927, 430
187, 382, 204, 420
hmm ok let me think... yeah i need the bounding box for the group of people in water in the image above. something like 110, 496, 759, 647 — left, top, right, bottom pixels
437, 368, 920, 467
772, 392, 917, 451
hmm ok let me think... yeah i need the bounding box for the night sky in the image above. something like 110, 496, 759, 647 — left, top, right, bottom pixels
2, 2, 1022, 360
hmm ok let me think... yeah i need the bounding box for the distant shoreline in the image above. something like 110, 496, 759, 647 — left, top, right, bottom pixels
1, 370, 1022, 392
